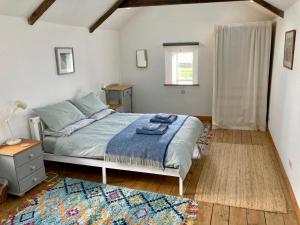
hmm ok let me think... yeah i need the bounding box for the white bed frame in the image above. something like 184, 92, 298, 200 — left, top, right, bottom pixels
29, 117, 184, 195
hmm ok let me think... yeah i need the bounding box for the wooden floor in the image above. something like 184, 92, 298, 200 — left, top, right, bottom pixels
0, 129, 299, 225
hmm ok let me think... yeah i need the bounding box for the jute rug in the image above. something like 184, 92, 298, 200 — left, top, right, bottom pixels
195, 143, 287, 213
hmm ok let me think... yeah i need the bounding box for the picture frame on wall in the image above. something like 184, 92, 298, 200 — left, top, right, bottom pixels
55, 47, 75, 75
283, 30, 296, 70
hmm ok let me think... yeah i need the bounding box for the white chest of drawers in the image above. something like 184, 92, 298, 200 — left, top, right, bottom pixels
0, 139, 46, 196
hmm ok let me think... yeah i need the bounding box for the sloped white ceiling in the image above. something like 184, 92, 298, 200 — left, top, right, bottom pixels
0, 0, 298, 29
265, 0, 298, 10
0, 0, 44, 18
0, 0, 136, 29
101, 8, 140, 30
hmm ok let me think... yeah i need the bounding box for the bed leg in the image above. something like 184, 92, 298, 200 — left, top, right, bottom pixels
102, 167, 107, 184
179, 177, 183, 196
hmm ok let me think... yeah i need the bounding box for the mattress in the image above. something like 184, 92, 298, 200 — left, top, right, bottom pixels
43, 112, 203, 179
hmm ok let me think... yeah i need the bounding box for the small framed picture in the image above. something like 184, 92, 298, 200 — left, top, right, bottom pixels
55, 47, 75, 75
136, 49, 148, 68
284, 30, 296, 70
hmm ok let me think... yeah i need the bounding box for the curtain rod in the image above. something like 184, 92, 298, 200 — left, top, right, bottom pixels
163, 42, 199, 47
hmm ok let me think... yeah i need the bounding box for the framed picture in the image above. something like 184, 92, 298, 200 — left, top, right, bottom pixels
284, 30, 296, 70
136, 49, 148, 68
55, 47, 75, 75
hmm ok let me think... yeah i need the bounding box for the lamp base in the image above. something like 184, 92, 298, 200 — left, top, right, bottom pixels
6, 138, 22, 146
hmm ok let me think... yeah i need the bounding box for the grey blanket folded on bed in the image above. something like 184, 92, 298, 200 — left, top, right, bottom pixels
150, 115, 178, 124
105, 114, 188, 169
136, 123, 168, 135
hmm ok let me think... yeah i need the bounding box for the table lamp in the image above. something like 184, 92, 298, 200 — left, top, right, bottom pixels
5, 100, 27, 145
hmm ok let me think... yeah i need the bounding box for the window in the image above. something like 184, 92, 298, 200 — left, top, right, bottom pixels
164, 44, 199, 85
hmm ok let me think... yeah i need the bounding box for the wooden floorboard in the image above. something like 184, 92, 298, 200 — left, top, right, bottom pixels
247, 209, 266, 225
241, 130, 252, 144
232, 130, 242, 144
283, 212, 299, 225
0, 127, 298, 225
223, 129, 234, 143
211, 204, 230, 225
265, 212, 285, 225
230, 207, 247, 225
198, 202, 213, 225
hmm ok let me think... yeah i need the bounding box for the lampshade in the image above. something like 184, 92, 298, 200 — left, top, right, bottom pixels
5, 100, 28, 145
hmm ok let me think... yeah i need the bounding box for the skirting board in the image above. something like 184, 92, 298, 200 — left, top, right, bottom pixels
194, 116, 212, 122
267, 129, 300, 224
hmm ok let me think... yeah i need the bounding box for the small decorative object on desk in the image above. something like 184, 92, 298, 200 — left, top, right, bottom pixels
0, 139, 46, 196
0, 178, 8, 204
102, 84, 133, 113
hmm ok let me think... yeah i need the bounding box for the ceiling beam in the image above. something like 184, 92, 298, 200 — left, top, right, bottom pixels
120, 0, 284, 17
28, 0, 56, 25
253, 0, 284, 18
89, 0, 127, 33
119, 0, 247, 8
90, 0, 283, 32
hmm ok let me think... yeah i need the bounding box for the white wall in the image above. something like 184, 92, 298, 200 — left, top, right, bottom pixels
269, 0, 300, 205
119, 2, 273, 115
0, 15, 120, 143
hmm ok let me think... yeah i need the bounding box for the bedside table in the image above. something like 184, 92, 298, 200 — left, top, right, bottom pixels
0, 139, 46, 196
103, 84, 133, 113
109, 104, 125, 113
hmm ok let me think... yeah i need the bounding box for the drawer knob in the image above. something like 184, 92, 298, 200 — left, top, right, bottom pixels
29, 154, 34, 159
32, 178, 38, 182
30, 166, 36, 171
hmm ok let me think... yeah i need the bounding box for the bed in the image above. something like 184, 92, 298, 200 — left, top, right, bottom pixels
29, 95, 204, 195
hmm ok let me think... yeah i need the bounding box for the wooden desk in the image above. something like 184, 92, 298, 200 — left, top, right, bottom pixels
103, 84, 133, 92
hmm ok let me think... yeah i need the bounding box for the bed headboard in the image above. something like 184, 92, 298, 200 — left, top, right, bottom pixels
29, 117, 44, 141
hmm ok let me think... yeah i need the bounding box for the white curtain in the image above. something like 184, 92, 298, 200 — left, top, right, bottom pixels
213, 22, 272, 131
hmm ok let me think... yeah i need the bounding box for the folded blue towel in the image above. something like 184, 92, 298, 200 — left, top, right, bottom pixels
155, 113, 172, 120
142, 123, 161, 131
136, 124, 168, 135
150, 115, 178, 124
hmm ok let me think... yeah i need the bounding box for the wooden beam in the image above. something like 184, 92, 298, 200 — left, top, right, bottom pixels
28, 0, 56, 25
89, 0, 127, 33
120, 0, 284, 18
120, 0, 246, 8
90, 0, 283, 32
253, 0, 284, 18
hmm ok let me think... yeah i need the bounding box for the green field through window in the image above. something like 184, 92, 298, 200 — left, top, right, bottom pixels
179, 66, 193, 80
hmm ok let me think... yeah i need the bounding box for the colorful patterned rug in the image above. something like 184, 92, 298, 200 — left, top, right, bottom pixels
2, 178, 198, 225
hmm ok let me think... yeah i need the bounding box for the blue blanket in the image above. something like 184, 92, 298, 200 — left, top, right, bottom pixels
105, 114, 188, 169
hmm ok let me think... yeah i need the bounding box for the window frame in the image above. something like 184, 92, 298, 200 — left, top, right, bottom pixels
164, 44, 199, 86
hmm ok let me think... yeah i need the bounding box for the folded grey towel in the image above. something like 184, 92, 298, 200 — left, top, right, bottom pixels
136, 124, 169, 135
150, 115, 178, 124
142, 123, 161, 131
155, 113, 172, 120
